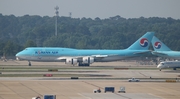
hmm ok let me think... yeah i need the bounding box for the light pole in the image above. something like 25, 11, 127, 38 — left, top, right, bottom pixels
54, 6, 59, 36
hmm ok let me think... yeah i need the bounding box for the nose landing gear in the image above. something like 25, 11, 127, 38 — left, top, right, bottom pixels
28, 61, 31, 66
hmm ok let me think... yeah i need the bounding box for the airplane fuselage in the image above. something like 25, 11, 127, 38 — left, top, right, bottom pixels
15, 32, 154, 66
16, 47, 149, 62
157, 61, 180, 70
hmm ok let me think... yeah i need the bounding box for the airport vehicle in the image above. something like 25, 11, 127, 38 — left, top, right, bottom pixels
16, 32, 154, 66
128, 77, 140, 82
93, 88, 101, 93
118, 86, 126, 93
104, 87, 114, 93
151, 36, 180, 59
44, 95, 56, 99
157, 61, 180, 71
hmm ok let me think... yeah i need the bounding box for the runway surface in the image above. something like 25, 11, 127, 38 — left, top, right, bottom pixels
0, 60, 180, 99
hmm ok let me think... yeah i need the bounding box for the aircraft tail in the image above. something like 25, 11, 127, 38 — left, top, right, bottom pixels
127, 32, 154, 50
151, 36, 171, 51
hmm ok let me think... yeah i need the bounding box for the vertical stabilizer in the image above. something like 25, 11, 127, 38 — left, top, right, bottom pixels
127, 32, 154, 50
151, 36, 171, 51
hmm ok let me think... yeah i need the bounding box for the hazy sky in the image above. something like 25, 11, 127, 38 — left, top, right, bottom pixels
0, 0, 180, 19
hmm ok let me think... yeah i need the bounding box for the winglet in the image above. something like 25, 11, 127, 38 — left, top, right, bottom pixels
127, 32, 154, 50
151, 36, 171, 51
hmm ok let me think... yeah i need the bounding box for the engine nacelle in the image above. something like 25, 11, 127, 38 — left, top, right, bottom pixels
65, 58, 78, 65
82, 57, 94, 64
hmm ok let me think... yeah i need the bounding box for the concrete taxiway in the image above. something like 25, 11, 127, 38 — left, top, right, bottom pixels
0, 80, 179, 99
0, 60, 180, 99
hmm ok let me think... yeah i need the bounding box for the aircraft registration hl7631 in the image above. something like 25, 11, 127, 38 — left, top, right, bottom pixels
16, 32, 154, 66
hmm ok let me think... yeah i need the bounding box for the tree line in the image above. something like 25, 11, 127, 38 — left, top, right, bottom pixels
0, 13, 180, 56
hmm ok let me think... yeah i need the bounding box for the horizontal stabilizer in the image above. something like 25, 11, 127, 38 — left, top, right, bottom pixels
133, 50, 151, 55
152, 51, 168, 56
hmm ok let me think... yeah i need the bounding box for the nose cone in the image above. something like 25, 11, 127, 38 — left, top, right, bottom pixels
16, 52, 20, 57
157, 64, 160, 68
16, 52, 20, 61
15, 51, 23, 61
157, 64, 163, 69
16, 51, 23, 57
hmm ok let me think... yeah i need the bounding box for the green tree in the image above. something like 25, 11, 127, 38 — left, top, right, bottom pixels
2, 41, 22, 56
24, 40, 37, 48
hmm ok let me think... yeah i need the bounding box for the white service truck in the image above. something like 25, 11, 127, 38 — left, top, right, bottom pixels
128, 77, 140, 82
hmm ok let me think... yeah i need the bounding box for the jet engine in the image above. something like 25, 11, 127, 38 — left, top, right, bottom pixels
82, 57, 94, 64
65, 58, 78, 65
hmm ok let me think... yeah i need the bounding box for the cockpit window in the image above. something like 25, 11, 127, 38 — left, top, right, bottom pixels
161, 63, 164, 65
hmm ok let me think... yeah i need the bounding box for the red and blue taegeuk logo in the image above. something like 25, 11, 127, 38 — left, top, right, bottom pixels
154, 42, 161, 49
140, 38, 148, 47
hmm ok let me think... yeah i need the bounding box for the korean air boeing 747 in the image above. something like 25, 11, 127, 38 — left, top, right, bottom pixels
16, 32, 154, 66
151, 36, 180, 59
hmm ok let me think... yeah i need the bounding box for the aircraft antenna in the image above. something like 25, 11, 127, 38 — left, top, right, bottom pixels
54, 6, 59, 36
